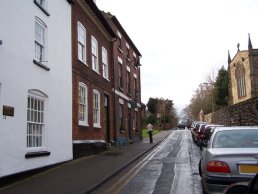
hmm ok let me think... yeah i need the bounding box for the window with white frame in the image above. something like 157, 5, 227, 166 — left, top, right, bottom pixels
102, 47, 108, 79
117, 31, 122, 50
235, 62, 246, 98
127, 71, 130, 94
134, 77, 137, 98
35, 18, 47, 63
27, 91, 47, 149
133, 52, 138, 68
126, 43, 130, 59
91, 36, 99, 73
118, 58, 123, 89
34, 0, 50, 17
78, 22, 86, 63
93, 90, 100, 127
79, 82, 88, 126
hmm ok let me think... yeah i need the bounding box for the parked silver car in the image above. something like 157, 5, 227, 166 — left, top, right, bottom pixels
199, 126, 258, 194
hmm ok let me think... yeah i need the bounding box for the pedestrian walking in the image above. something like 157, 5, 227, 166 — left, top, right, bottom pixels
147, 123, 153, 143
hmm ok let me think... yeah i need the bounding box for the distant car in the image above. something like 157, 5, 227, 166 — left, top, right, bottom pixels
177, 123, 186, 129
193, 123, 207, 144
199, 126, 258, 194
191, 122, 207, 142
191, 121, 205, 129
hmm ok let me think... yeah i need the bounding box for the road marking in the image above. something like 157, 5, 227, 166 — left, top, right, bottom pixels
170, 130, 193, 194
103, 135, 171, 194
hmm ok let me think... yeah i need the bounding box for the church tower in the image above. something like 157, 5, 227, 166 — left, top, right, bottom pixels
228, 34, 258, 105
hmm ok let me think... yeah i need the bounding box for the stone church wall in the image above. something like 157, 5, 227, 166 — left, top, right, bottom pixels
204, 96, 258, 126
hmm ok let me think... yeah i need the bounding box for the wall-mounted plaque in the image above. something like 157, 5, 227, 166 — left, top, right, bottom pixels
3, 105, 14, 117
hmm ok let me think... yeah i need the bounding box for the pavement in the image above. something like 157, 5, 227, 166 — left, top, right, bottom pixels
0, 130, 172, 194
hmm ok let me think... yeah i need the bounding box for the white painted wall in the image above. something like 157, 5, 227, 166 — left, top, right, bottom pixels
0, 1, 72, 177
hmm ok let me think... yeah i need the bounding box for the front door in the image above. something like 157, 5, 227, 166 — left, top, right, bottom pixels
127, 108, 132, 140
104, 95, 110, 142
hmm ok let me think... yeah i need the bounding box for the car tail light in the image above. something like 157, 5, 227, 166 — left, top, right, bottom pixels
207, 161, 230, 173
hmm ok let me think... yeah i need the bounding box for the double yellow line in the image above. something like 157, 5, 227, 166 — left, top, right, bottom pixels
103, 136, 171, 194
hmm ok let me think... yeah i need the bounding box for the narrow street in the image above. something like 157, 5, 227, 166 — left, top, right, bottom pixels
92, 129, 202, 194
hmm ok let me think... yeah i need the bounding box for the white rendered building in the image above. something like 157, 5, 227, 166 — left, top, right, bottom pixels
0, 0, 72, 177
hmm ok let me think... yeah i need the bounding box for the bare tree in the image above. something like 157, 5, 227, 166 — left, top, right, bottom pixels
187, 77, 215, 120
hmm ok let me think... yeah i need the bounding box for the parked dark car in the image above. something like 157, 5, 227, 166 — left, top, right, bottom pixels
199, 126, 258, 194
177, 123, 186, 129
193, 123, 207, 144
198, 124, 224, 146
191, 121, 207, 142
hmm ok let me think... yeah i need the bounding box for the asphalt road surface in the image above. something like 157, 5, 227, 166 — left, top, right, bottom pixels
92, 129, 202, 194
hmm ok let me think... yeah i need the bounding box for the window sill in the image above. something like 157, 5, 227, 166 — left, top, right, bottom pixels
119, 87, 124, 92
118, 48, 123, 53
33, 60, 50, 71
103, 77, 110, 82
78, 59, 88, 66
34, 0, 50, 16
238, 95, 247, 99
25, 151, 51, 159
92, 69, 100, 75
79, 122, 89, 127
93, 124, 101, 128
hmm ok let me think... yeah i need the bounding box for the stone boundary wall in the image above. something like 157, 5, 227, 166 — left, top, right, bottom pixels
204, 97, 258, 126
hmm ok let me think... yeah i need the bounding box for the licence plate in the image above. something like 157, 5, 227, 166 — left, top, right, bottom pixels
239, 165, 258, 174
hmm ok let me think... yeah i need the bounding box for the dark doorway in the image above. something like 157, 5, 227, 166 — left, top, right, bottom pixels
104, 95, 110, 142
127, 108, 132, 140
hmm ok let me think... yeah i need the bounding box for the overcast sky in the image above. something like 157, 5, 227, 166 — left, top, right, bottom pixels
96, 0, 258, 113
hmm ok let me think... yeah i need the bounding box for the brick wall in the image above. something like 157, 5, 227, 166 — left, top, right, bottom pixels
204, 97, 258, 126
102, 12, 142, 142
228, 49, 258, 106
72, 0, 115, 143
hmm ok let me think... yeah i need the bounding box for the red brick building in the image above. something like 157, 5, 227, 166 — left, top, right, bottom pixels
72, 0, 116, 157
102, 12, 142, 145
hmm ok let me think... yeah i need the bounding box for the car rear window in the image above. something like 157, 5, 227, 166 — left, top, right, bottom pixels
213, 129, 258, 148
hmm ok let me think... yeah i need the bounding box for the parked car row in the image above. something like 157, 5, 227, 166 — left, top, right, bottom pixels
197, 125, 258, 194
190, 121, 206, 142
190, 121, 224, 147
